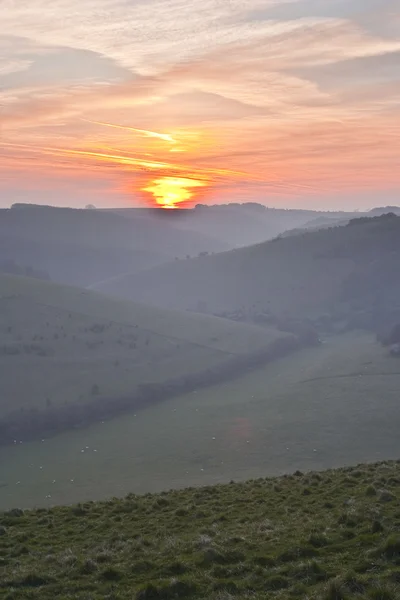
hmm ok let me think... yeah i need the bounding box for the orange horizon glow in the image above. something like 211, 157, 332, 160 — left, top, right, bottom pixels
2, 129, 266, 209
2, 107, 400, 210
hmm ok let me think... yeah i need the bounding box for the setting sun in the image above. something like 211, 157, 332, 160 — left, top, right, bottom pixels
142, 176, 207, 209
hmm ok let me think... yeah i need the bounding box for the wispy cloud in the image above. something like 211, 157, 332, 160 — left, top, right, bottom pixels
0, 0, 399, 208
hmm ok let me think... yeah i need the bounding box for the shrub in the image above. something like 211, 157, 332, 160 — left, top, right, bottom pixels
80, 558, 98, 574
381, 535, 400, 559
199, 548, 227, 566
101, 567, 121, 580
367, 582, 400, 600
96, 551, 112, 563
378, 489, 395, 503
264, 574, 289, 590
21, 573, 49, 587
136, 584, 161, 600
372, 520, 384, 533
136, 579, 196, 599
71, 505, 87, 517
321, 578, 349, 600
5, 508, 24, 518
253, 555, 275, 567
340, 571, 366, 594
308, 532, 329, 547
290, 560, 327, 582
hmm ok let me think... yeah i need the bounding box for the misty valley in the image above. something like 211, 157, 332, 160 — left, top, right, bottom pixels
1, 204, 400, 509
1, 203, 400, 600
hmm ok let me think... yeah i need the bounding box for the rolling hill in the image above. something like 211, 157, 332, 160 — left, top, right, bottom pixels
0, 273, 291, 444
0, 204, 228, 287
95, 214, 400, 331
2, 329, 400, 511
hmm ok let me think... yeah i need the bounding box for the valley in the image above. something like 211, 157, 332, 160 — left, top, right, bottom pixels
1, 331, 399, 511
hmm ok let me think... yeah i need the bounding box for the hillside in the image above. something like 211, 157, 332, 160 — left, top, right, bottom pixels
1, 460, 400, 600
0, 204, 227, 287
96, 214, 400, 332
0, 273, 290, 444
2, 330, 400, 511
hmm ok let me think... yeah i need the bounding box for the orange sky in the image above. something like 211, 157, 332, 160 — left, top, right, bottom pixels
1, 1, 399, 209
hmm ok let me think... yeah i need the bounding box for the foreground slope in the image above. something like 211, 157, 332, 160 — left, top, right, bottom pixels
97, 214, 400, 329
1, 460, 400, 600
0, 273, 288, 443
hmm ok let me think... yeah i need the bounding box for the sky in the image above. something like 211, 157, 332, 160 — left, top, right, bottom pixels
1, 0, 399, 210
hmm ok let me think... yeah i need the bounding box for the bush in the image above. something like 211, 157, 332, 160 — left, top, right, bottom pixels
80, 558, 98, 574
101, 567, 121, 580
321, 578, 349, 600
136, 579, 196, 599
21, 573, 49, 587
5, 508, 24, 518
378, 489, 395, 503
264, 574, 289, 590
308, 532, 329, 547
381, 535, 400, 559
71, 505, 87, 517
367, 582, 400, 600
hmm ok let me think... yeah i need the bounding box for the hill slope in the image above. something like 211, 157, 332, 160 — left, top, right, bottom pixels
1, 460, 400, 599
1, 330, 400, 511
0, 273, 289, 444
96, 214, 400, 330
0, 204, 227, 287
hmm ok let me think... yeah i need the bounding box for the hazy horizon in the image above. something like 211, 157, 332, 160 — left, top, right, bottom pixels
1, 0, 399, 210
1, 196, 399, 214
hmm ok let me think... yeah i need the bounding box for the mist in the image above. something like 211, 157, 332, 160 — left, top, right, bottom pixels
1, 203, 400, 514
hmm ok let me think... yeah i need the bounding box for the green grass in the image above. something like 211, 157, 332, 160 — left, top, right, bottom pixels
1, 331, 400, 512
1, 460, 400, 599
0, 273, 283, 418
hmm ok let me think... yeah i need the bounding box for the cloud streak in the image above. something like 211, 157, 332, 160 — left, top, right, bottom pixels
0, 1, 399, 208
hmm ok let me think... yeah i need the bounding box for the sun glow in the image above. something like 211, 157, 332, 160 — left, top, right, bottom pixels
142, 176, 206, 209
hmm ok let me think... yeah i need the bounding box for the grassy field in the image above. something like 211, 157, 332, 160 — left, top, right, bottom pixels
1, 331, 400, 511
1, 460, 400, 599
0, 273, 283, 421
96, 215, 400, 323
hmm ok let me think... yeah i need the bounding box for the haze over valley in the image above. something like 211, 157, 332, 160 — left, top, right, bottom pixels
1, 203, 400, 513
